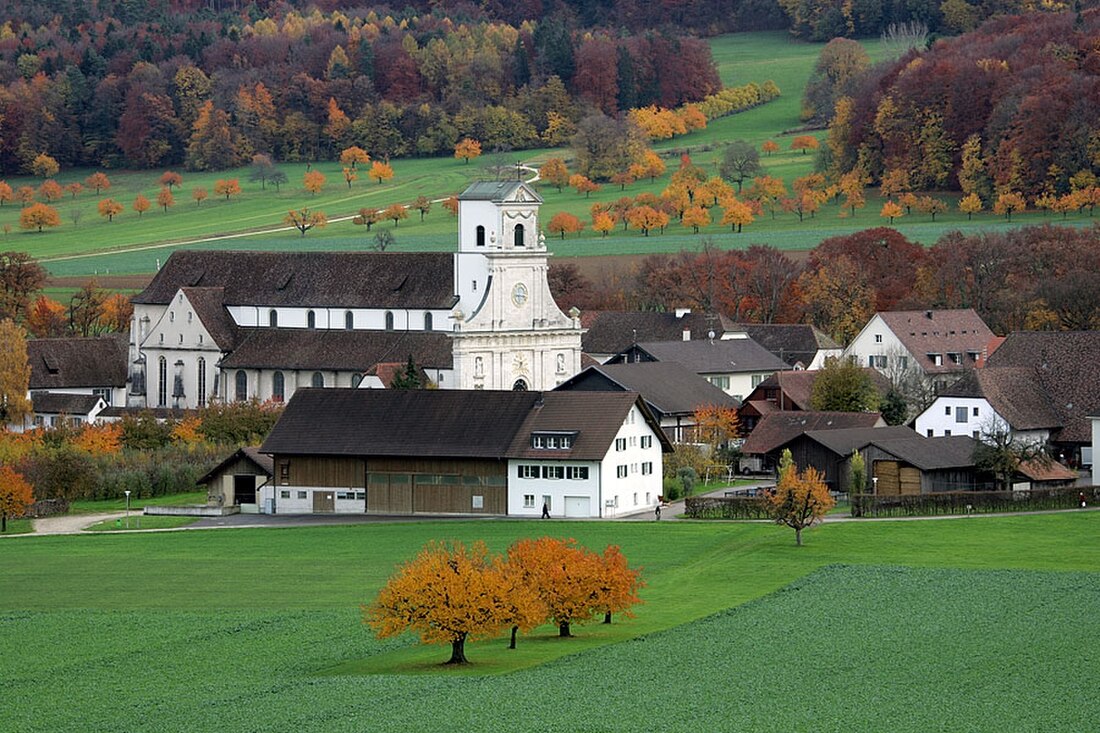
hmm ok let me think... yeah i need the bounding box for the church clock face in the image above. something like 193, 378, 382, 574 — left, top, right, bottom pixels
511, 282, 528, 307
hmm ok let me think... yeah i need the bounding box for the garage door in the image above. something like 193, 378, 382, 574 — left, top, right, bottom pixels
564, 496, 590, 518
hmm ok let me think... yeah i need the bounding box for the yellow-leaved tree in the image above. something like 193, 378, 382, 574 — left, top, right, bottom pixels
766, 448, 835, 546
364, 540, 516, 665
0, 319, 32, 426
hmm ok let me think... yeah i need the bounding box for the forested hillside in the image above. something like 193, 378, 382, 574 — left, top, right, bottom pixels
828, 9, 1100, 200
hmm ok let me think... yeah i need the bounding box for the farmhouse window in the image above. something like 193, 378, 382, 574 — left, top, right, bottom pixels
973, 407, 980, 417
424, 312, 433, 331
615, 438, 627, 451
642, 462, 653, 475
616, 465, 627, 478
541, 466, 565, 480
279, 463, 289, 484
280, 490, 290, 499
641, 435, 653, 449
523, 494, 535, 508
567, 466, 589, 480
476, 225, 485, 247
297, 491, 307, 499
517, 465, 539, 479
955, 407, 968, 423
385, 311, 394, 331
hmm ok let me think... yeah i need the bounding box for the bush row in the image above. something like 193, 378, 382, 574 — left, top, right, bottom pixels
850, 487, 1098, 518
684, 496, 771, 519
16, 443, 225, 501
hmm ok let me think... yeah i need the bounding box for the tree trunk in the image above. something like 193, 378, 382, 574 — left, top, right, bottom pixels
559, 622, 571, 637
795, 526, 803, 546
509, 625, 518, 649
2, 513, 6, 532
446, 634, 468, 664
603, 611, 612, 624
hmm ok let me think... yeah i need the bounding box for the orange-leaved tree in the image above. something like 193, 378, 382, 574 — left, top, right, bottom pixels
214, 179, 241, 200
25, 296, 67, 337
20, 203, 60, 232
595, 544, 645, 624
442, 196, 459, 216
762, 140, 780, 156
548, 212, 584, 239
454, 138, 482, 164
339, 145, 370, 169
692, 404, 740, 460
364, 540, 513, 665
495, 552, 546, 649
0, 319, 32, 426
85, 171, 111, 194
31, 153, 59, 179
0, 463, 33, 532
98, 198, 123, 222
682, 205, 710, 233
38, 180, 62, 203
790, 135, 819, 154
159, 171, 183, 190
132, 194, 151, 217
192, 187, 208, 205
369, 161, 394, 185
880, 200, 903, 224
341, 166, 358, 189
157, 187, 175, 213
592, 211, 615, 236
958, 192, 983, 220
506, 536, 605, 637
541, 157, 570, 192
766, 448, 835, 546
383, 203, 408, 227
352, 207, 381, 231
284, 208, 327, 237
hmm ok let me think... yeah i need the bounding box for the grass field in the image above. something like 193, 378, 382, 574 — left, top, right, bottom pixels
83, 515, 198, 531
1, 513, 1098, 731
3, 31, 1086, 283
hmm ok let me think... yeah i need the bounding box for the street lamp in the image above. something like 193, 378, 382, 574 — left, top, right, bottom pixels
124, 490, 131, 529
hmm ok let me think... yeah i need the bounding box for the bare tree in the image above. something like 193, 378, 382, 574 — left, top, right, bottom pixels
881, 21, 929, 59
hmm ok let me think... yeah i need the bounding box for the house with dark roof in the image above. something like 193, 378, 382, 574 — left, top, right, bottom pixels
731, 323, 842, 370
259, 388, 671, 517
739, 411, 885, 474
26, 393, 107, 430
917, 330, 1100, 467
580, 309, 739, 363
553, 362, 739, 442
843, 309, 995, 391
606, 336, 791, 402
737, 368, 891, 433
777, 425, 983, 494
127, 182, 583, 409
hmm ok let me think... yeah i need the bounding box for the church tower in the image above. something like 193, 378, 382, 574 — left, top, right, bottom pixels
451, 181, 583, 391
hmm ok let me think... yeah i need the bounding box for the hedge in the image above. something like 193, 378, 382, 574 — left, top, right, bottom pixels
850, 486, 1099, 518
684, 495, 771, 519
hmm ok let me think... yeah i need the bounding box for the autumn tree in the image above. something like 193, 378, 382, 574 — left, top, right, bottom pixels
572, 113, 648, 181
880, 200, 903, 224
810, 356, 880, 412
682, 205, 711, 233
369, 161, 395, 185
413, 196, 432, 221
994, 192, 1026, 221
159, 171, 182, 190
157, 187, 175, 213
185, 101, 244, 171
132, 194, 151, 217
797, 256, 875, 344
31, 153, 60, 179
959, 193, 983, 219
762, 140, 780, 156
442, 196, 459, 216
0, 252, 46, 322
303, 170, 326, 195
192, 187, 208, 205
0, 464, 33, 532
0, 319, 32, 426
719, 140, 761, 192
0, 182, 12, 205
19, 203, 60, 232
790, 135, 820, 155
353, 207, 382, 231
915, 196, 947, 221
746, 175, 787, 219
342, 167, 358, 189
640, 150, 667, 181
569, 174, 600, 197
541, 158, 570, 192
99, 293, 133, 333
25, 296, 67, 337
547, 212, 583, 239
592, 211, 615, 236
506, 537, 607, 637
64, 182, 83, 199
98, 198, 123, 222
16, 186, 35, 206
454, 138, 482, 164
692, 404, 740, 466
38, 180, 62, 203
626, 205, 664, 236
339, 146, 370, 169
364, 540, 515, 665
248, 154, 277, 190
284, 208, 327, 237
766, 450, 835, 546
214, 179, 241, 201
383, 203, 408, 227
68, 280, 107, 336
85, 172, 111, 196
721, 199, 755, 233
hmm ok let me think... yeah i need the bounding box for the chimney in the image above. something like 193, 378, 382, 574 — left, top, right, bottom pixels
682, 328, 691, 341
675, 307, 691, 318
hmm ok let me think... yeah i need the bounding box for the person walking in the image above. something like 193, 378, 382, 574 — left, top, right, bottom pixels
655, 501, 662, 520
541, 502, 550, 519
1080, 492, 1088, 509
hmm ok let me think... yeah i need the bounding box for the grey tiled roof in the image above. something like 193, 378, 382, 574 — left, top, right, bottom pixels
939, 368, 1062, 431
458, 181, 542, 203
27, 335, 128, 390
219, 328, 454, 371
878, 309, 995, 374
580, 310, 737, 355
741, 411, 884, 455
133, 251, 458, 309
554, 362, 738, 417
180, 287, 240, 351
733, 323, 840, 367
30, 392, 103, 415
627, 338, 791, 374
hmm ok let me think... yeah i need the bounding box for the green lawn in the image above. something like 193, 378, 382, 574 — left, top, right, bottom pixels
69, 490, 208, 514
83, 515, 199, 532
0, 518, 32, 534
0, 513, 1097, 731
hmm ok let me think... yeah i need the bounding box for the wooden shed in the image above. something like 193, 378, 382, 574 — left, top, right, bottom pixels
199, 447, 274, 512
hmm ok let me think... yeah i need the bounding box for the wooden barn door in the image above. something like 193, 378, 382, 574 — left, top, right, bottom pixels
874, 461, 901, 496
899, 466, 921, 495
312, 490, 335, 513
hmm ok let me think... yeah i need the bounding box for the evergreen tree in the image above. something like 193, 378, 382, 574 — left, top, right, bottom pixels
389, 356, 424, 390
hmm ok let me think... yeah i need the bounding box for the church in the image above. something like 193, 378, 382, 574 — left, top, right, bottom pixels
127, 181, 584, 409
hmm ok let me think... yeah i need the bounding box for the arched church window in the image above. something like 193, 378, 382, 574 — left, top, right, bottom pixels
272, 371, 285, 402
269, 309, 278, 327
311, 372, 325, 388
385, 311, 394, 331
514, 223, 525, 247
512, 379, 528, 391
424, 312, 433, 331
307, 310, 316, 329
345, 311, 354, 330
476, 225, 485, 247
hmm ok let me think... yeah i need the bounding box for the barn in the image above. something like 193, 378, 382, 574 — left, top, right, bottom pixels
258, 388, 671, 517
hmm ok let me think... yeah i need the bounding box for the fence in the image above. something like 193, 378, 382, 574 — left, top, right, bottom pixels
850, 486, 1098, 518
684, 495, 771, 519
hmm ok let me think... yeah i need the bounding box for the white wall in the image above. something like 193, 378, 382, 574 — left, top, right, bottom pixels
508, 460, 602, 517
914, 397, 995, 438
599, 404, 665, 516
844, 314, 907, 376
258, 484, 365, 514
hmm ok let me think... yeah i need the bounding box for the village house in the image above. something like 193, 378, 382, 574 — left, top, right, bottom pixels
579, 309, 740, 364
737, 367, 891, 433
254, 388, 671, 518
843, 309, 996, 392
606, 336, 790, 402
553, 361, 739, 443
126, 181, 583, 410
731, 323, 842, 370
738, 410, 885, 474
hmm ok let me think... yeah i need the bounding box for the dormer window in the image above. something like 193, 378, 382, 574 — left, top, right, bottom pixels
948, 352, 961, 364
928, 353, 943, 366
531, 431, 576, 450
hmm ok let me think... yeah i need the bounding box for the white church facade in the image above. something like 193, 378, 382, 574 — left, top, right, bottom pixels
127, 181, 584, 409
